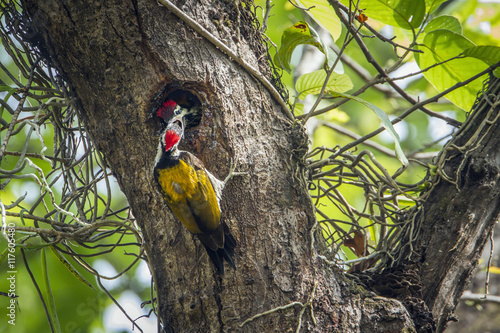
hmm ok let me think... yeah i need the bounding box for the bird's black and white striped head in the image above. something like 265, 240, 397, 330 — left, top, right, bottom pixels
156, 99, 201, 128
155, 117, 184, 164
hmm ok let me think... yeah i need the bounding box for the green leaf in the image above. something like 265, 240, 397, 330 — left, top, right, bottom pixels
0, 85, 16, 92
294, 103, 304, 115
416, 29, 489, 111
340, 0, 425, 30
296, 0, 342, 41
296, 70, 353, 99
50, 246, 95, 290
42, 248, 62, 333
425, 0, 447, 14
463, 45, 500, 77
274, 21, 328, 73
331, 92, 408, 166
425, 15, 462, 34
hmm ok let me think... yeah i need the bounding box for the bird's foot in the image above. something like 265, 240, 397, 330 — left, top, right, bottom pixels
223, 158, 247, 185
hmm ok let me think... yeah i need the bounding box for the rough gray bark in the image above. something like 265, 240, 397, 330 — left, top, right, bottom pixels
413, 76, 500, 331
20, 0, 499, 332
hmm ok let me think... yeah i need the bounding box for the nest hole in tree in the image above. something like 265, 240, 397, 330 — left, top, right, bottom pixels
150, 88, 202, 131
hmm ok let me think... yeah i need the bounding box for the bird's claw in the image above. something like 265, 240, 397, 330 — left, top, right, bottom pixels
224, 158, 247, 185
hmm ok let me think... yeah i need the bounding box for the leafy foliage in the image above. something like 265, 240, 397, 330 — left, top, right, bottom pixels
295, 70, 353, 99
416, 29, 489, 110
259, 0, 500, 267
464, 45, 500, 77
274, 21, 329, 72
341, 0, 426, 30
296, 0, 342, 40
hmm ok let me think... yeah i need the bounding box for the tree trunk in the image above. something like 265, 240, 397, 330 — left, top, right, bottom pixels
20, 0, 499, 332
410, 76, 500, 331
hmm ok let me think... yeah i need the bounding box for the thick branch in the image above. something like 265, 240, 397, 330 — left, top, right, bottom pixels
404, 76, 500, 331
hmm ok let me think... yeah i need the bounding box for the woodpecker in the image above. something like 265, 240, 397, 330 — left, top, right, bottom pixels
153, 113, 241, 273
156, 99, 201, 128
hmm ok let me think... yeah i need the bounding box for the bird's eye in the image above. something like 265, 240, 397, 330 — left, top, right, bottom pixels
174, 109, 181, 115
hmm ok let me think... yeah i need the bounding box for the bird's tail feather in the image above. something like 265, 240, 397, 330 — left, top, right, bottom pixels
200, 229, 236, 274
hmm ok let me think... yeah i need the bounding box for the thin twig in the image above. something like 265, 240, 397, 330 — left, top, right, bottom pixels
484, 230, 494, 297
261, 0, 273, 32
322, 121, 437, 160
0, 58, 40, 164
335, 63, 500, 157
240, 281, 318, 330
239, 301, 303, 327
21, 248, 56, 333
461, 290, 500, 304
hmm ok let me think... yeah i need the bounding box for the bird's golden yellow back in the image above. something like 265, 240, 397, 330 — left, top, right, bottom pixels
155, 159, 221, 234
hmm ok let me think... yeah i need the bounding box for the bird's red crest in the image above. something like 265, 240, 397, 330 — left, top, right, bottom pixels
157, 100, 177, 121
164, 129, 181, 152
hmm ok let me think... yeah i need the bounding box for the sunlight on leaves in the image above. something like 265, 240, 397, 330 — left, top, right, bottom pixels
425, 0, 447, 14
296, 69, 353, 99
274, 21, 328, 73
463, 45, 500, 77
424, 15, 462, 34
295, 0, 342, 41
416, 29, 489, 111
340, 0, 425, 30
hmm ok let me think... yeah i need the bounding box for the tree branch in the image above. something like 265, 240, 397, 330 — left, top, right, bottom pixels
399, 75, 500, 331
